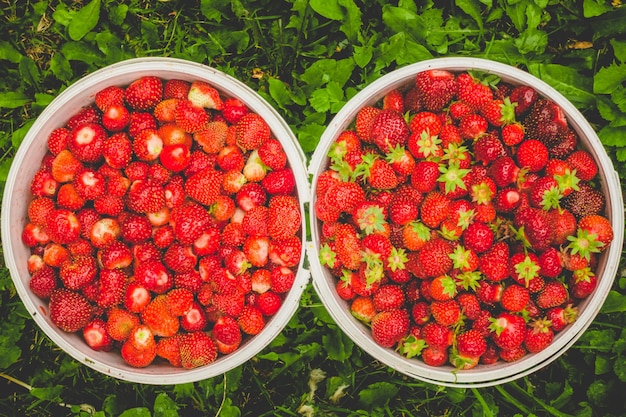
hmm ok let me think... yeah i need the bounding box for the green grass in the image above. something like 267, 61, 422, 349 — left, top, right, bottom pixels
1, 1, 626, 415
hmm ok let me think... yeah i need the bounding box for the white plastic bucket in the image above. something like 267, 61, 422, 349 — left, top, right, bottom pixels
307, 57, 624, 387
2, 57, 310, 384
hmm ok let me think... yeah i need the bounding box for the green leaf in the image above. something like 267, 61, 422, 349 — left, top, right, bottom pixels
61, 41, 103, 66
107, 4, 129, 26
68, 0, 101, 41
0, 92, 29, 109
514, 28, 547, 54
49, 52, 73, 82
153, 393, 179, 417
611, 39, 626, 63
358, 381, 399, 410
310, 0, 344, 20
297, 122, 326, 153
600, 290, 626, 313
0, 41, 22, 63
11, 120, 34, 148
30, 385, 63, 401
322, 326, 354, 361
456, 0, 484, 31
583, 0, 613, 18
19, 56, 41, 87
527, 63, 595, 106
119, 408, 152, 417
594, 63, 626, 94
615, 354, 626, 382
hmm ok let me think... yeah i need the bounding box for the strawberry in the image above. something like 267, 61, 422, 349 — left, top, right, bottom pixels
453, 329, 487, 370
355, 106, 381, 142
123, 282, 151, 313
104, 307, 140, 341
185, 166, 223, 207
47, 127, 70, 155
419, 191, 450, 229
235, 112, 271, 151
566, 149, 598, 181
66, 122, 106, 164
179, 331, 217, 368
164, 79, 190, 99
102, 132, 133, 169
261, 168, 295, 195
323, 180, 365, 214
409, 111, 442, 137
428, 275, 458, 301
333, 223, 361, 271
524, 318, 554, 353
141, 295, 180, 337
194, 120, 229, 154
134, 260, 173, 294
373, 284, 406, 311
371, 309, 410, 348
417, 238, 453, 278
257, 138, 287, 170
561, 181, 605, 219
463, 221, 494, 254
528, 176, 562, 210
456, 72, 493, 111
175, 99, 209, 133
516, 139, 549, 172
415, 69, 456, 112
472, 131, 506, 164
128, 111, 158, 138
369, 109, 409, 153
45, 209, 81, 245
180, 301, 208, 332
501, 122, 525, 146
163, 242, 198, 273
509, 85, 538, 116
188, 80, 223, 109
523, 99, 568, 147
489, 312, 526, 349
29, 265, 58, 299
388, 194, 419, 226
222, 97, 249, 124
499, 345, 527, 362
382, 88, 405, 113
480, 98, 516, 127
82, 318, 114, 352
546, 304, 578, 332
577, 214, 613, 250
478, 241, 510, 282
102, 104, 130, 132
66, 106, 100, 130
238, 304, 266, 335
536, 280, 568, 309
125, 75, 163, 110
430, 299, 461, 327
269, 236, 302, 267
500, 284, 530, 312
267, 194, 301, 240
95, 85, 125, 111
95, 268, 127, 308
212, 315, 242, 354
256, 291, 282, 316
350, 296, 376, 322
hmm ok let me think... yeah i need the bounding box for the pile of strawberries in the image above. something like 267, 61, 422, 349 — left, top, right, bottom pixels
314, 69, 614, 369
23, 76, 302, 368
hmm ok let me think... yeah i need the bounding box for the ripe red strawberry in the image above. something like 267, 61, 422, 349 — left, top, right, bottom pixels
212, 315, 242, 354
261, 168, 296, 195
536, 280, 568, 309
102, 132, 133, 169
350, 296, 376, 323
95, 85, 125, 111
164, 79, 190, 99
456, 72, 493, 111
415, 69, 456, 112
123, 282, 151, 313
501, 122, 525, 146
180, 301, 208, 332
355, 106, 381, 142
417, 238, 453, 278
373, 284, 405, 312
47, 127, 70, 155
566, 149, 598, 181
125, 75, 163, 110
369, 109, 409, 153
333, 223, 362, 271
546, 304, 578, 332
516, 139, 548, 172
66, 106, 100, 130
371, 308, 410, 348
221, 97, 249, 124
479, 241, 510, 282
68, 123, 106, 163
489, 312, 526, 349
104, 307, 140, 341
45, 209, 81, 245
141, 295, 180, 337
419, 191, 450, 229
421, 322, 453, 351
577, 214, 613, 250
269, 236, 302, 268
430, 299, 461, 327
323, 180, 365, 214
102, 104, 131, 132
184, 166, 223, 207
480, 98, 516, 127
174, 99, 209, 133
155, 334, 182, 367
235, 112, 271, 151
524, 318, 554, 353
29, 265, 58, 299
128, 111, 157, 138
179, 331, 217, 368
238, 304, 266, 335
256, 291, 282, 316
267, 194, 301, 240
95, 269, 127, 308
509, 85, 538, 116
388, 194, 419, 226
453, 329, 487, 370
499, 345, 527, 362
188, 80, 223, 110
500, 284, 530, 312
82, 318, 114, 352
134, 260, 173, 294
257, 138, 287, 170
472, 131, 506, 164
463, 221, 494, 254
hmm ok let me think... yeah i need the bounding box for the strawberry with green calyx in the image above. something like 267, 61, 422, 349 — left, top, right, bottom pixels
577, 214, 613, 251
456, 71, 497, 111
350, 296, 377, 323
546, 304, 578, 332
407, 129, 442, 160
480, 96, 517, 128
386, 247, 408, 272
529, 176, 563, 211
356, 153, 399, 190
359, 252, 385, 288
451, 329, 487, 370
569, 267, 597, 299
437, 161, 470, 198
385, 144, 416, 177
352, 200, 387, 235
398, 334, 427, 359
449, 245, 479, 273
318, 242, 340, 270
428, 274, 458, 301
566, 149, 598, 181
566, 227, 604, 262
524, 318, 554, 353
369, 108, 410, 153
415, 69, 457, 112
402, 220, 432, 251
510, 252, 540, 287
371, 309, 410, 348
489, 312, 526, 350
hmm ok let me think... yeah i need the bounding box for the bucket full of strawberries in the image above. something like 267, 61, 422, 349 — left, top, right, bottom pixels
2, 57, 309, 384
307, 57, 624, 387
